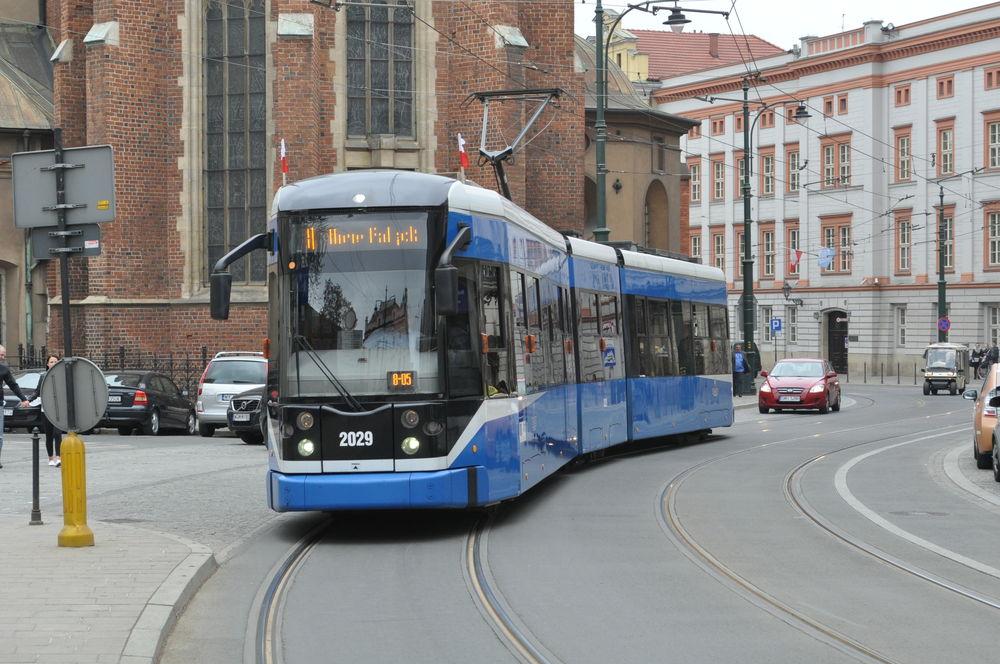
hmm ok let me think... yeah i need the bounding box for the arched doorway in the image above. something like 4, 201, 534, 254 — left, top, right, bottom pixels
826, 310, 849, 373
644, 180, 669, 250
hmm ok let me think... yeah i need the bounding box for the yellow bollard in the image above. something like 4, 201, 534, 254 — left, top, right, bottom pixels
58, 432, 95, 547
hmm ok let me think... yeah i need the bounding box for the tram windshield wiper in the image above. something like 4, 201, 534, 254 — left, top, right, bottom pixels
292, 334, 365, 412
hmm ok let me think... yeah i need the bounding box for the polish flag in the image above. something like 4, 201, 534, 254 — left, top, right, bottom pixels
280, 139, 288, 173
789, 248, 803, 268
457, 133, 470, 169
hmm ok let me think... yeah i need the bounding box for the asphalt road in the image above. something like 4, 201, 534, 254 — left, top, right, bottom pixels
9, 385, 996, 663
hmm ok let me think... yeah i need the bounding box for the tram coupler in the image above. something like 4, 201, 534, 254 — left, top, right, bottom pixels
58, 432, 94, 547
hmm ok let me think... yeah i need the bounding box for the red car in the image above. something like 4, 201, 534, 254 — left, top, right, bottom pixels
758, 358, 842, 414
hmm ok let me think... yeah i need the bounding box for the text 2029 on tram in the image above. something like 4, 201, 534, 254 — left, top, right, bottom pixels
210, 170, 733, 511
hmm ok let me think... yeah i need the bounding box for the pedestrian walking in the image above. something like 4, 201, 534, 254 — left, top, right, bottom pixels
971, 343, 983, 379
985, 342, 1000, 375
0, 345, 31, 469
42, 355, 62, 467
732, 344, 750, 397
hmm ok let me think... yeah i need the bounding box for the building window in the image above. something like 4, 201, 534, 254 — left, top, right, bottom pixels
938, 208, 955, 273
895, 128, 911, 181
822, 136, 852, 187
734, 114, 744, 132
761, 152, 775, 196
759, 110, 775, 129
786, 146, 800, 192
711, 117, 725, 135
937, 120, 954, 177
823, 96, 834, 116
986, 66, 1000, 90
761, 228, 775, 278
786, 225, 800, 275
690, 123, 701, 138
786, 306, 797, 343
897, 306, 908, 346
839, 143, 851, 186
785, 106, 799, 124
204, 0, 267, 284
761, 305, 773, 342
896, 214, 911, 273
839, 226, 852, 271
837, 94, 848, 114
346, 1, 415, 138
689, 162, 701, 202
894, 84, 911, 106
821, 215, 852, 274
691, 235, 701, 262
736, 231, 745, 278
713, 232, 725, 271
990, 306, 1000, 345
735, 152, 746, 198
988, 114, 1000, 170
712, 159, 725, 200
990, 210, 1000, 267
937, 75, 954, 99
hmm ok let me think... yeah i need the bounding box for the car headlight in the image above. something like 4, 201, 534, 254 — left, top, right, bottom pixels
759, 382, 771, 393
809, 383, 826, 394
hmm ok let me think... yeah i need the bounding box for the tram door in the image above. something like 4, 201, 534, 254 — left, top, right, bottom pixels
826, 310, 849, 374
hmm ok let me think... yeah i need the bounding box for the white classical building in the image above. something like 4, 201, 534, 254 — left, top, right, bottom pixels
653, 3, 1000, 377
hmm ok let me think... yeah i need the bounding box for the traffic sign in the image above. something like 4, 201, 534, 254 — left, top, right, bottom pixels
31, 224, 102, 259
11, 145, 116, 227
938, 317, 951, 332
770, 318, 782, 332
40, 357, 109, 433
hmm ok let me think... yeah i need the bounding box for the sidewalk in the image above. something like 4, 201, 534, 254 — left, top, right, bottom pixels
0, 514, 216, 664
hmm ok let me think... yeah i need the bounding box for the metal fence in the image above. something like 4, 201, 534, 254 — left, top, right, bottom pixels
10, 344, 212, 397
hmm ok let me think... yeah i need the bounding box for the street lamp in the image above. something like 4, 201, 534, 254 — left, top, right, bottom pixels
592, 1, 729, 242
701, 76, 811, 360
932, 167, 982, 341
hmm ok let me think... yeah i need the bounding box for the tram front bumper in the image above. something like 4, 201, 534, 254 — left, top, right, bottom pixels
268, 467, 484, 511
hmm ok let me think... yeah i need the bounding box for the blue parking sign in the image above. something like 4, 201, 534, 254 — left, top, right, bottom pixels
770, 318, 782, 332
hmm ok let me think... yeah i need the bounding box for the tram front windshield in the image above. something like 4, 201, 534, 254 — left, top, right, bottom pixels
284, 211, 439, 398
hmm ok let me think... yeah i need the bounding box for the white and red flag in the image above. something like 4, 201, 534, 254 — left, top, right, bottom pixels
789, 248, 803, 269
280, 138, 288, 173
457, 133, 470, 169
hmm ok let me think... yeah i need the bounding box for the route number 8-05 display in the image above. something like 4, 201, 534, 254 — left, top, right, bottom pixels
339, 431, 374, 447
387, 371, 416, 392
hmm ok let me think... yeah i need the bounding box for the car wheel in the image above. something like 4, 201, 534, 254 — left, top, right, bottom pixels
185, 412, 197, 436
758, 405, 768, 414
143, 410, 160, 436
239, 432, 264, 445
922, 382, 930, 395
117, 426, 134, 436
198, 421, 215, 437
831, 394, 841, 412
818, 398, 829, 414
950, 382, 957, 395
975, 437, 993, 469
993, 439, 1000, 483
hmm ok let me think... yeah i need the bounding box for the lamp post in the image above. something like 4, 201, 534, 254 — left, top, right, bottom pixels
592, 1, 729, 243
703, 78, 810, 359
933, 167, 982, 342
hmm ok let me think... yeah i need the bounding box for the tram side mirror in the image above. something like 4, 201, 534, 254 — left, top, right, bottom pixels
210, 271, 232, 320
435, 265, 459, 316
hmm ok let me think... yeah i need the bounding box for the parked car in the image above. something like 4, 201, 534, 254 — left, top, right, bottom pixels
227, 387, 265, 445
961, 362, 1000, 469
196, 352, 267, 437
989, 394, 1000, 482
757, 358, 841, 414
921, 342, 969, 395
2, 369, 46, 433
101, 370, 196, 436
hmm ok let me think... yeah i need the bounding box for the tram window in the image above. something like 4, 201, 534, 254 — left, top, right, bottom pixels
707, 304, 730, 374
627, 296, 649, 378
648, 298, 672, 377
480, 264, 511, 395
577, 291, 602, 382
524, 275, 547, 389
511, 271, 527, 329
550, 284, 567, 384
599, 294, 623, 380
672, 301, 695, 376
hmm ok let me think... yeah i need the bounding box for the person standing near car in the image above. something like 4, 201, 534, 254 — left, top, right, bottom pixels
971, 343, 983, 379
0, 345, 31, 469
732, 344, 750, 397
41, 355, 63, 467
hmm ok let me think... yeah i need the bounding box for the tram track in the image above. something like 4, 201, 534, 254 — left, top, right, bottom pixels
657, 405, 976, 664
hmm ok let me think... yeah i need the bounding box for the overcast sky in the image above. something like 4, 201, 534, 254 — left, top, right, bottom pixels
573, 0, 996, 51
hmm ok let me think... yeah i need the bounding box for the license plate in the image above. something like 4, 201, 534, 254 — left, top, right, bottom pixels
232, 413, 250, 422
3, 408, 11, 416
219, 394, 233, 402
779, 396, 800, 402
108, 395, 122, 403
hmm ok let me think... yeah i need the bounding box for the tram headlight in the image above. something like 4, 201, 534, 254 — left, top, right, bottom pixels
401, 409, 420, 428
401, 436, 421, 455
422, 420, 444, 436
297, 439, 316, 456
296, 411, 315, 430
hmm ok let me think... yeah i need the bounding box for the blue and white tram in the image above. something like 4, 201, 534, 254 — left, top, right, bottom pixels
209, 170, 732, 511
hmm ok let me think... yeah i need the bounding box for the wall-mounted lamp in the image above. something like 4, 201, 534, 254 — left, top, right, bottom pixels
612, 178, 623, 195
